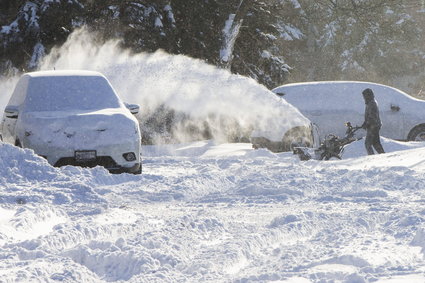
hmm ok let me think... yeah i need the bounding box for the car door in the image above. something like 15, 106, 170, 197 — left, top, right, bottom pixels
297, 85, 364, 141
374, 88, 405, 139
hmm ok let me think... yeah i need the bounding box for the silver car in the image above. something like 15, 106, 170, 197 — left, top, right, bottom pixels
1, 70, 142, 174
273, 81, 425, 142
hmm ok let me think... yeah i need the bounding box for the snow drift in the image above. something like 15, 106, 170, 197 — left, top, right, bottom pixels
1, 138, 425, 282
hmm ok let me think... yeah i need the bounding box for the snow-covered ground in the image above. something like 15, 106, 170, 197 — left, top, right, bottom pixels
1, 30, 425, 282
1, 138, 425, 282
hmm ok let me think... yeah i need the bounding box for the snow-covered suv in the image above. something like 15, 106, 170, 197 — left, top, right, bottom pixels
0, 70, 142, 174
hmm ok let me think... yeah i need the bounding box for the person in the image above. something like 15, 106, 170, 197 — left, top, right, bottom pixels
361, 88, 385, 155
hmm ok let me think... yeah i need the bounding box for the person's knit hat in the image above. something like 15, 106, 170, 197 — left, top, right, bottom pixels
362, 88, 374, 100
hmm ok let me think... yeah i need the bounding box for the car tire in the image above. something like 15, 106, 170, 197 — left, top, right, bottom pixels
407, 124, 425, 141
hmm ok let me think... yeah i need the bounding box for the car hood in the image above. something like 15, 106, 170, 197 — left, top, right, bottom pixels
19, 108, 140, 149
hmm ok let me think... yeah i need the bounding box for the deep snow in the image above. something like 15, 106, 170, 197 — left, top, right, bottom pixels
1, 138, 425, 282
1, 29, 425, 282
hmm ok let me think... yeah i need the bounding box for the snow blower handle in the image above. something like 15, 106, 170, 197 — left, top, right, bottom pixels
345, 122, 361, 131
344, 122, 362, 138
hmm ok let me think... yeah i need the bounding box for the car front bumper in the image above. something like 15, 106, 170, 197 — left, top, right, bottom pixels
108, 162, 141, 174
52, 155, 141, 174
23, 136, 141, 174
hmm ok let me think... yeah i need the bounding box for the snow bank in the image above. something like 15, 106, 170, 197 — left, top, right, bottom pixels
0, 142, 57, 183
0, 142, 133, 207
342, 137, 425, 159
337, 138, 425, 170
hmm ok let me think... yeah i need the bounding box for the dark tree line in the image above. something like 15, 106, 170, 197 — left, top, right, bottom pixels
1, 0, 424, 95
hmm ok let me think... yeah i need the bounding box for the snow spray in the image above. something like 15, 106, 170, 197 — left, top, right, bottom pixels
1, 28, 307, 146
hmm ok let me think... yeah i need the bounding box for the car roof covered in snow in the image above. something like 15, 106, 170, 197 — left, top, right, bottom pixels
8, 70, 122, 111
272, 80, 424, 112
273, 81, 412, 98
24, 70, 105, 78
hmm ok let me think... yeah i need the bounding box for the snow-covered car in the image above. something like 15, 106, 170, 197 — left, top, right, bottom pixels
250, 93, 318, 152
0, 70, 142, 174
273, 81, 425, 142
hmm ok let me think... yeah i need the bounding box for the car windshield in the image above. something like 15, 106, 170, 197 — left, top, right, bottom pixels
24, 75, 122, 112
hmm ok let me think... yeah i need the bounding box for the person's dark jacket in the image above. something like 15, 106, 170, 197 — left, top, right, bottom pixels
362, 89, 382, 129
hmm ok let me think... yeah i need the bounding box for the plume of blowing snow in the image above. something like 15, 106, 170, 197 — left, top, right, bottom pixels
2, 29, 307, 145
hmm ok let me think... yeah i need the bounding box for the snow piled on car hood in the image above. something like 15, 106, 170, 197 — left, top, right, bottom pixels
1, 139, 425, 282
20, 108, 138, 149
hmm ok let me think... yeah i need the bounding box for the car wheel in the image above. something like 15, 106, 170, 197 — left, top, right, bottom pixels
282, 126, 313, 152
407, 125, 425, 141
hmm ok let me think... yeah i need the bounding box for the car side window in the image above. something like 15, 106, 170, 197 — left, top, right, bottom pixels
8, 76, 29, 107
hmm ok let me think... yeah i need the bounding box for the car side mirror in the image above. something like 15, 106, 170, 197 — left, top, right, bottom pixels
5, 105, 19, 119
125, 103, 140, 114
